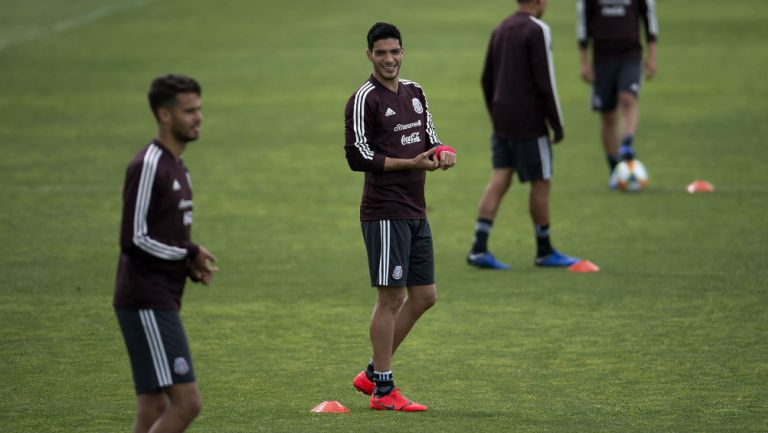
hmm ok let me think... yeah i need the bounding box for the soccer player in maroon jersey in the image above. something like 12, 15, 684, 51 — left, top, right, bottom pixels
344, 22, 456, 411
577, 0, 658, 187
467, 0, 579, 270
114, 74, 218, 433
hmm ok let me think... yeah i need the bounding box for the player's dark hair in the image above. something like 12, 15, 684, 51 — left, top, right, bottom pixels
148, 74, 201, 120
367, 22, 402, 51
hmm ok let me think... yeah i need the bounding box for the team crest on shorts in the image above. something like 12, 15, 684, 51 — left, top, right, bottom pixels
392, 265, 403, 280
411, 98, 423, 114
592, 93, 602, 109
174, 357, 190, 375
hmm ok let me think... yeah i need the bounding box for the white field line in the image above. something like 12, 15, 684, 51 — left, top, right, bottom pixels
0, 0, 156, 52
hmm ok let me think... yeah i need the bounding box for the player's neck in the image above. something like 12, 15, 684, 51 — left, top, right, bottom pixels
374, 73, 399, 93
518, 5, 543, 18
155, 131, 186, 160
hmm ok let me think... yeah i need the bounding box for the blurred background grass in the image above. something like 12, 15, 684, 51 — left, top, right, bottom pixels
0, 0, 766, 431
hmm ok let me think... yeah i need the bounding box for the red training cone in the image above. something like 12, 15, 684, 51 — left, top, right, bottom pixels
568, 260, 600, 273
686, 180, 715, 193
310, 401, 350, 413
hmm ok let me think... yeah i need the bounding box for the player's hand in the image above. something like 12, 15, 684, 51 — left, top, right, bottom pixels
553, 129, 564, 144
189, 245, 219, 285
413, 147, 439, 171
644, 58, 657, 80
435, 145, 456, 170
580, 63, 594, 83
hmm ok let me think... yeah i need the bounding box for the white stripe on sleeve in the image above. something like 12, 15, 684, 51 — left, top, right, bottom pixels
132, 144, 188, 260
576, 0, 587, 41
353, 82, 375, 160
530, 17, 564, 127
646, 0, 659, 37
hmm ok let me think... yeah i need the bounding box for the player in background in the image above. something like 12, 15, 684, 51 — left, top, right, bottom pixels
114, 74, 219, 433
344, 22, 456, 411
467, 0, 579, 270
577, 0, 658, 187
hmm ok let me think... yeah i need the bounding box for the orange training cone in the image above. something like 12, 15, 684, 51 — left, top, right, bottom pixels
568, 260, 600, 273
686, 180, 715, 193
310, 401, 350, 413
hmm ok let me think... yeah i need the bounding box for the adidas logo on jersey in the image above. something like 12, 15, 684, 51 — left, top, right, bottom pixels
385, 108, 396, 117
172, 179, 181, 191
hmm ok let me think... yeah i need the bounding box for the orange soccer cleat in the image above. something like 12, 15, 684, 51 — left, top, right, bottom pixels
353, 370, 375, 395
369, 388, 428, 412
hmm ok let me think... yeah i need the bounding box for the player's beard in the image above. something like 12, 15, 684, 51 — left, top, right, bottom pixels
171, 123, 200, 144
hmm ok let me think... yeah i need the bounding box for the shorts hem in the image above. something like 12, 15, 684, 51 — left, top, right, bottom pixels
371, 282, 408, 288
136, 377, 196, 395
406, 280, 435, 287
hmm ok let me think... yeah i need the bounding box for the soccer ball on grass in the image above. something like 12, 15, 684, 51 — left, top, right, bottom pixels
613, 159, 648, 192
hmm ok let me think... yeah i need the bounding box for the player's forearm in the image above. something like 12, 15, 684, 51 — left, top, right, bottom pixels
645, 42, 656, 62
383, 157, 418, 171
579, 47, 590, 67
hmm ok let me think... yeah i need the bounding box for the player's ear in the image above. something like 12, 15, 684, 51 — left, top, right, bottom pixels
366, 49, 373, 61
156, 106, 172, 124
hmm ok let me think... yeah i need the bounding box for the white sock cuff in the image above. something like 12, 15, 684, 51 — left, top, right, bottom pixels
373, 370, 393, 381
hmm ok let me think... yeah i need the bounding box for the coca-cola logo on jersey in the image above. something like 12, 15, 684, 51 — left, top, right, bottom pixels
400, 132, 421, 146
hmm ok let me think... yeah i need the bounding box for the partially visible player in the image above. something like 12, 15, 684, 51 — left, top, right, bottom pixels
114, 74, 219, 433
467, 0, 578, 269
344, 22, 456, 412
577, 0, 658, 187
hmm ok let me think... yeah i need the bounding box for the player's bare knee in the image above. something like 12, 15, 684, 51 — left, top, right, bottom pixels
148, 400, 167, 418
136, 394, 166, 422
391, 293, 407, 311
377, 289, 406, 313
409, 287, 437, 311
135, 407, 164, 427
489, 171, 513, 191
601, 111, 617, 127
531, 180, 551, 195
419, 290, 437, 311
176, 395, 202, 421
188, 398, 202, 420
618, 92, 636, 109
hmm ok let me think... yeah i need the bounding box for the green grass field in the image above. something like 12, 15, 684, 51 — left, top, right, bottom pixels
1, 0, 767, 431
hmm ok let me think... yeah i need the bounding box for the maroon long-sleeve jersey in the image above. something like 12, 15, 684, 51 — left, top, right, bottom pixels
114, 140, 199, 310
577, 0, 659, 62
481, 11, 564, 141
344, 75, 441, 221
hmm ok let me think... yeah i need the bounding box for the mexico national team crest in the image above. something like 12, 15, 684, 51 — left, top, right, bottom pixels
411, 98, 423, 114
174, 357, 190, 375
392, 265, 403, 280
